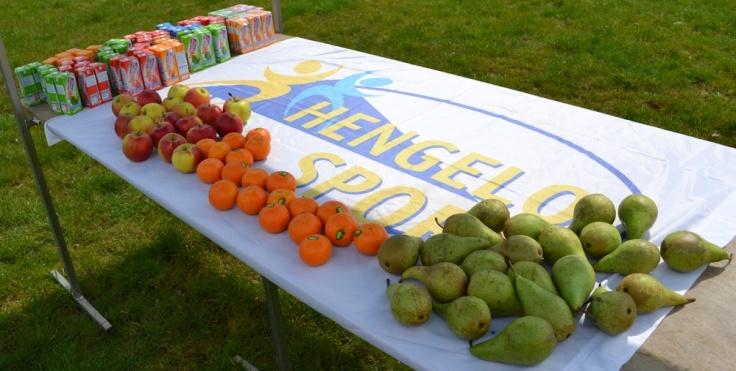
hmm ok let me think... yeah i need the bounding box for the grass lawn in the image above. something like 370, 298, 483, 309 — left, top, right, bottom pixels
1, 0, 734, 369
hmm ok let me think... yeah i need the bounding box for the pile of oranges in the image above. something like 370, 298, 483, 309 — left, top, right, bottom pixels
200, 127, 389, 267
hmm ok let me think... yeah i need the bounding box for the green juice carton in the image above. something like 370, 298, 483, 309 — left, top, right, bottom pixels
54, 72, 83, 115
14, 64, 43, 106
196, 28, 217, 68
178, 31, 204, 72
207, 24, 231, 63
41, 70, 62, 113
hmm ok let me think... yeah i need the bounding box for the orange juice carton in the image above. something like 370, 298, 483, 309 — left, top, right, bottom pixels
168, 40, 190, 80
225, 16, 254, 54
75, 66, 102, 107
245, 13, 264, 47
150, 45, 179, 86
119, 56, 144, 95
91, 63, 112, 102
251, 10, 275, 40
135, 50, 162, 90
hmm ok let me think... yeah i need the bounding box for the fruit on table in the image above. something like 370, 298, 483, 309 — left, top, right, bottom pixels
157, 133, 187, 163
241, 168, 269, 189
288, 197, 319, 217
171, 143, 204, 173
503, 213, 548, 240
236, 185, 267, 215
119, 101, 141, 117
568, 193, 616, 235
266, 171, 297, 192
195, 138, 216, 157
221, 160, 250, 186
128, 115, 154, 134
401, 262, 468, 303
594, 239, 660, 275
196, 158, 224, 184
660, 230, 731, 273
246, 127, 271, 143
184, 87, 211, 108
214, 111, 244, 137
225, 149, 254, 166
224, 93, 252, 122
174, 115, 203, 137
121, 131, 153, 162
172, 101, 196, 117
460, 250, 507, 277
617, 273, 695, 313
420, 233, 490, 266
258, 203, 291, 233
515, 274, 575, 341
162, 111, 180, 127
579, 221, 622, 259
619, 194, 658, 239
507, 261, 558, 295
148, 119, 176, 147
207, 141, 232, 162
162, 97, 182, 111
140, 102, 166, 120
468, 199, 509, 233
186, 123, 217, 144
244, 134, 271, 161
324, 213, 357, 247
377, 234, 422, 275
490, 235, 544, 264
288, 213, 323, 244
221, 132, 246, 150
196, 103, 222, 126
470, 316, 557, 366
316, 200, 349, 224
538, 225, 585, 265
467, 270, 523, 317
587, 287, 637, 335
136, 89, 162, 106
114, 113, 135, 139
112, 93, 135, 116
208, 179, 238, 211
353, 223, 388, 256
168, 84, 189, 100
442, 213, 502, 246
266, 188, 296, 207
433, 296, 491, 340
387, 280, 432, 326
552, 255, 595, 311
299, 234, 333, 267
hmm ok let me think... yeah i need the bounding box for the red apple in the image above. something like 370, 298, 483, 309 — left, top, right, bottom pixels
162, 97, 182, 111
128, 115, 155, 134
122, 131, 154, 162
136, 89, 162, 106
183, 87, 211, 108
157, 133, 187, 163
119, 101, 141, 117
175, 115, 203, 136
196, 104, 222, 126
163, 111, 180, 126
214, 111, 244, 137
114, 113, 135, 139
186, 123, 217, 143
172, 101, 196, 117
149, 119, 176, 146
112, 93, 135, 116
224, 93, 251, 122
167, 84, 189, 100
171, 143, 204, 173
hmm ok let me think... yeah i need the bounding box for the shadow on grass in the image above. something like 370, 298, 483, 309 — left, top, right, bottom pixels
0, 227, 405, 370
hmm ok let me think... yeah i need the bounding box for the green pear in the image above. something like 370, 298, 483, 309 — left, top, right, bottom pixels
387, 280, 432, 325
617, 273, 695, 313
507, 261, 558, 295
460, 250, 507, 277
619, 194, 658, 239
433, 296, 491, 340
503, 213, 549, 240
552, 255, 595, 311
468, 199, 509, 232
661, 231, 731, 273
377, 234, 422, 275
490, 235, 544, 263
470, 316, 557, 366
588, 287, 637, 335
402, 262, 467, 303
515, 275, 575, 341
569, 193, 616, 235
442, 213, 502, 246
420, 233, 490, 266
538, 225, 585, 264
579, 222, 622, 259
594, 239, 660, 275
467, 270, 523, 317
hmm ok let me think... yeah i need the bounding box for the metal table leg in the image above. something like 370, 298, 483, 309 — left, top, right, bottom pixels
0, 36, 112, 331
272, 0, 284, 33
262, 276, 291, 371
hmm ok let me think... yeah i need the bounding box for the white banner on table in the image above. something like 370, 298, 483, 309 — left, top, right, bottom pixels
47, 37, 736, 370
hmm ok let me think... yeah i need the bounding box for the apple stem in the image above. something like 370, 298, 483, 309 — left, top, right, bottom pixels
228, 92, 234, 98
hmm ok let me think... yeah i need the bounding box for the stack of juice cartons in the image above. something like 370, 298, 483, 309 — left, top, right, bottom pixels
209, 4, 275, 55
158, 21, 228, 73
13, 62, 45, 107
177, 16, 231, 64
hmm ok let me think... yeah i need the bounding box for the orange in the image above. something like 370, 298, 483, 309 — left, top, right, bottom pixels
266, 171, 297, 192
324, 213, 357, 247
287, 213, 323, 244
241, 167, 269, 188
225, 148, 254, 165
237, 185, 267, 215
221, 160, 250, 186
267, 188, 297, 207
316, 200, 349, 224
246, 127, 271, 143
221, 132, 246, 149
298, 234, 332, 266
288, 197, 319, 217
245, 135, 270, 161
208, 179, 238, 211
258, 203, 291, 233
196, 138, 216, 157
196, 158, 224, 184
207, 141, 232, 161
353, 223, 389, 256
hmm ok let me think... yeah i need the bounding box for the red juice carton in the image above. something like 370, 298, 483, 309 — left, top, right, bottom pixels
109, 55, 125, 93
75, 66, 102, 107
135, 50, 162, 90
150, 45, 179, 86
92, 63, 112, 102
119, 56, 144, 95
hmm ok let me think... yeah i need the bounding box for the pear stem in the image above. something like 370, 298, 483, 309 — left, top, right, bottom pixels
434, 217, 444, 229
685, 297, 696, 304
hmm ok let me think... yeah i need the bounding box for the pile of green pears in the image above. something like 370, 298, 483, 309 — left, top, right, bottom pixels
377, 194, 730, 366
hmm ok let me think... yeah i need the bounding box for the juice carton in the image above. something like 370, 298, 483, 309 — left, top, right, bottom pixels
196, 28, 217, 67
150, 45, 179, 86
91, 63, 112, 102
246, 13, 264, 47
27, 62, 46, 100
42, 57, 58, 65
75, 66, 102, 107
41, 70, 62, 113
119, 56, 144, 95
55, 72, 83, 115
14, 64, 43, 106
135, 50, 162, 90
109, 55, 125, 94
168, 40, 190, 80
178, 32, 204, 72
225, 16, 254, 54
207, 24, 231, 63
258, 11, 275, 39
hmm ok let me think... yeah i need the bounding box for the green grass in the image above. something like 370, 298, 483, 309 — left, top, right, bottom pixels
0, 0, 734, 369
